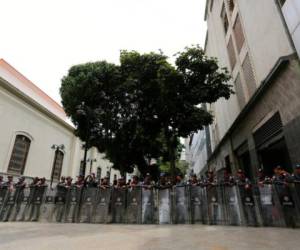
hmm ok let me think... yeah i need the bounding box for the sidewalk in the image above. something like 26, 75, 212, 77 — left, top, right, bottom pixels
0, 223, 299, 250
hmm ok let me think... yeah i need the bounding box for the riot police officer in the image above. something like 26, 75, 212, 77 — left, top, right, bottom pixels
4, 176, 14, 191
85, 173, 97, 188
189, 174, 199, 186
65, 176, 73, 188
292, 164, 300, 182
235, 169, 246, 185
0, 176, 4, 187
130, 176, 140, 188
75, 175, 85, 188
100, 177, 110, 189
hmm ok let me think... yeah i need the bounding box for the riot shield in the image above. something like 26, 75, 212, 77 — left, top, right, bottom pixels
238, 185, 258, 226
64, 186, 82, 223
39, 188, 56, 223
173, 185, 190, 224
15, 187, 32, 221
158, 188, 172, 224
93, 188, 111, 223
273, 183, 298, 228
31, 185, 47, 221
190, 185, 204, 224
0, 186, 8, 220
79, 187, 97, 223
142, 187, 154, 224
126, 186, 142, 224
258, 184, 286, 227
224, 185, 241, 226
53, 185, 68, 222
111, 188, 126, 223
291, 181, 300, 227
1, 188, 17, 221
206, 185, 222, 225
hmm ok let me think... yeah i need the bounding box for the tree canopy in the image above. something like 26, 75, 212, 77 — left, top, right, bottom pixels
60, 45, 232, 178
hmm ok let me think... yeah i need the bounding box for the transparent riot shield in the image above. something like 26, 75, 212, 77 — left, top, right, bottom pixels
291, 181, 300, 227
158, 188, 172, 224
111, 188, 126, 223
64, 186, 82, 223
39, 188, 56, 223
190, 185, 204, 224
173, 185, 189, 224
0, 186, 9, 220
224, 185, 241, 226
15, 187, 32, 221
207, 185, 222, 225
273, 183, 298, 228
126, 186, 142, 224
258, 184, 286, 227
53, 185, 67, 222
31, 185, 47, 221
93, 188, 111, 223
238, 185, 258, 226
79, 187, 97, 223
1, 188, 17, 221
142, 187, 154, 224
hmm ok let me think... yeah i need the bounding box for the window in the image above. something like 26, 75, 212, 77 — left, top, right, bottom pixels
279, 0, 286, 7
227, 36, 236, 69
96, 167, 101, 180
210, 0, 214, 11
8, 135, 31, 175
221, 5, 229, 33
234, 74, 246, 109
233, 14, 245, 53
51, 150, 64, 181
242, 53, 257, 96
228, 0, 235, 13
79, 160, 84, 176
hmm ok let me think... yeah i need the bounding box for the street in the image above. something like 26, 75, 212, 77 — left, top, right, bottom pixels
0, 223, 299, 250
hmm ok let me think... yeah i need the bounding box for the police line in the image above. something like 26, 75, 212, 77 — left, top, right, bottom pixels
0, 183, 300, 227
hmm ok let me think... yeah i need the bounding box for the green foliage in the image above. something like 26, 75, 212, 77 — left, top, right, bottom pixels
60, 45, 232, 176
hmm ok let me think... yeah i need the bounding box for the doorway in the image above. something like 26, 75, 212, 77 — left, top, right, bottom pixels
257, 138, 292, 177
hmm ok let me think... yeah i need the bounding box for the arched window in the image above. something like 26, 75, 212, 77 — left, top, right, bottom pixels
51, 150, 64, 181
8, 135, 31, 175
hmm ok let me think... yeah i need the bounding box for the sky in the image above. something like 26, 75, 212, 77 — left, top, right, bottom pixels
0, 0, 207, 103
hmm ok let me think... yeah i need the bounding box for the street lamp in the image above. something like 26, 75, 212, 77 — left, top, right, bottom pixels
50, 144, 65, 188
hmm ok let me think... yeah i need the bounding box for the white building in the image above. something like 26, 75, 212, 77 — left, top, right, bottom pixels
0, 59, 120, 183
188, 0, 300, 178
281, 0, 300, 58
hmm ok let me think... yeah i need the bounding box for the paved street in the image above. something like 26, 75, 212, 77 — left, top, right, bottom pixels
0, 223, 299, 250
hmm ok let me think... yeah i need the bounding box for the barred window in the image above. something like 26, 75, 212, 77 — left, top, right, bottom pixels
52, 150, 64, 181
233, 14, 245, 53
234, 73, 246, 109
96, 167, 101, 180
221, 5, 229, 34
227, 36, 236, 70
210, 0, 214, 11
8, 135, 31, 175
242, 53, 257, 96
279, 0, 286, 7
228, 0, 235, 13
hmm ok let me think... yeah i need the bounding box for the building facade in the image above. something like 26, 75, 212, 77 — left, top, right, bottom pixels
189, 0, 300, 179
281, 0, 300, 58
0, 59, 120, 183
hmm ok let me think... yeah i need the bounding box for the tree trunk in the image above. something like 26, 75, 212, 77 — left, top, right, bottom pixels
165, 128, 176, 183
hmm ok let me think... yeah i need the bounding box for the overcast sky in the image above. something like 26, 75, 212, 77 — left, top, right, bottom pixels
0, 0, 207, 103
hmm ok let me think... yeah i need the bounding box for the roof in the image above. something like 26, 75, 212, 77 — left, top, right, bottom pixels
0, 59, 73, 131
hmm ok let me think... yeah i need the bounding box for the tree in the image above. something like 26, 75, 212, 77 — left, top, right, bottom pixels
60, 46, 232, 178
118, 46, 232, 179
